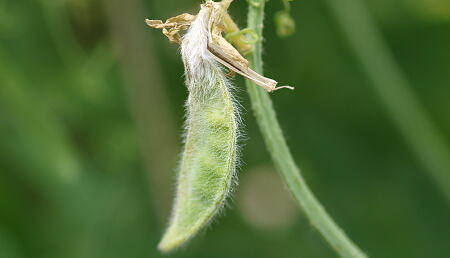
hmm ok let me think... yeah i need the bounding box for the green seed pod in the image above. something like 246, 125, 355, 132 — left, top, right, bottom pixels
157, 3, 239, 252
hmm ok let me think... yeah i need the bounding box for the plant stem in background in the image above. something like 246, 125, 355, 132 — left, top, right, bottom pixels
244, 1, 367, 257
102, 0, 179, 223
324, 0, 450, 204
0, 48, 80, 189
39, 0, 86, 69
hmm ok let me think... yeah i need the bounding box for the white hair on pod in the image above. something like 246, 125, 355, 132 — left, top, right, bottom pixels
158, 2, 240, 252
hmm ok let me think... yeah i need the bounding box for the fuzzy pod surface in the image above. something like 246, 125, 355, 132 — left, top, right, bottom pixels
158, 3, 239, 252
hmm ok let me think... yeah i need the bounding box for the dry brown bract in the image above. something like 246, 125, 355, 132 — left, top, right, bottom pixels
146, 13, 196, 44
146, 0, 293, 92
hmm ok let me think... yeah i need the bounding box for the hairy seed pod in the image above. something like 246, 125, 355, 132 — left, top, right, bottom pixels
157, 2, 239, 252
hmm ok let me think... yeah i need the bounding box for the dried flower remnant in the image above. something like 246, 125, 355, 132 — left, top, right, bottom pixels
146, 0, 293, 92
146, 13, 196, 44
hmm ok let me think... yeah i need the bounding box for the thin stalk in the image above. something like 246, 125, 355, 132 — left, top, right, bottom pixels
102, 0, 179, 223
324, 0, 450, 203
244, 1, 367, 257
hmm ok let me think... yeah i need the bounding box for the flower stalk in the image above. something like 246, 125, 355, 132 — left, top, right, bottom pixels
244, 0, 367, 257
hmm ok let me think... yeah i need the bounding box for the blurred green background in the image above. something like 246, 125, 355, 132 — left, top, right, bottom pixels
1, 0, 449, 257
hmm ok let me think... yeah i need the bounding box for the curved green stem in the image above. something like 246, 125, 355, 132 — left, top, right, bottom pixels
244, 1, 367, 257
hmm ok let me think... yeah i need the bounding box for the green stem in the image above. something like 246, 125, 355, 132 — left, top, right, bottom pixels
244, 1, 367, 257
324, 0, 450, 204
